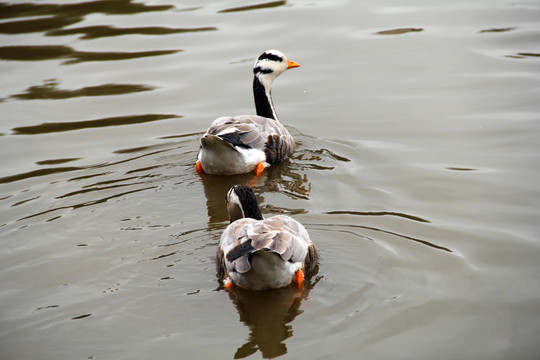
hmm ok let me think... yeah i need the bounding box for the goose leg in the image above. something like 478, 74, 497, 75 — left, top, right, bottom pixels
224, 276, 234, 290
254, 162, 265, 176
196, 161, 204, 174
293, 269, 304, 289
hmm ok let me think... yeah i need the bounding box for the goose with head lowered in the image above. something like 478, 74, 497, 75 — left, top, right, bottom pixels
196, 50, 300, 175
217, 185, 318, 290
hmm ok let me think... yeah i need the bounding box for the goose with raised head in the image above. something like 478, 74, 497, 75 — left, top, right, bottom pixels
197, 50, 300, 175
216, 185, 318, 290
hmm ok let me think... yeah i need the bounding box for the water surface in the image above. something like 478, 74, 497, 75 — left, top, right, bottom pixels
1, 0, 540, 359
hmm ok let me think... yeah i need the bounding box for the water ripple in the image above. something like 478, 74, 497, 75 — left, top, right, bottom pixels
0, 15, 82, 34
218, 0, 286, 13
479, 27, 516, 33
375, 27, 424, 35
0, 166, 84, 184
47, 25, 217, 40
12, 114, 180, 135
0, 1, 173, 20
0, 45, 182, 64
57, 180, 143, 199
36, 158, 81, 165
17, 185, 157, 221
312, 223, 452, 253
9, 79, 155, 101
326, 210, 430, 223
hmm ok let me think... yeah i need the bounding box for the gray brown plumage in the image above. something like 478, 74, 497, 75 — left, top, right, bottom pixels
216, 185, 318, 290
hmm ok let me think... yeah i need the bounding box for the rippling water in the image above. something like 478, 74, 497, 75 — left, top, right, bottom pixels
1, 0, 540, 359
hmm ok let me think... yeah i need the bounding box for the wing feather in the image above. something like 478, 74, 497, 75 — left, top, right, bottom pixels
270, 231, 291, 254
219, 215, 316, 276
250, 231, 278, 250
204, 115, 294, 157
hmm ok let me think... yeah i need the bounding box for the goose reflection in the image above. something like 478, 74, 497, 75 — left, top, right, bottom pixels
199, 158, 311, 227
225, 270, 319, 359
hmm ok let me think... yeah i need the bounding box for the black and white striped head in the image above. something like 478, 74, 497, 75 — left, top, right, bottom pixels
226, 185, 263, 222
253, 49, 300, 84
252, 50, 299, 120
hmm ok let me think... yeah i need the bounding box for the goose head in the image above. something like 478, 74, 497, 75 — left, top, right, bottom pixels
226, 185, 264, 222
253, 50, 300, 121
253, 49, 300, 85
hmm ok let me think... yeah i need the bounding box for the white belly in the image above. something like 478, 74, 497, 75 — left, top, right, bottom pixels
198, 136, 266, 175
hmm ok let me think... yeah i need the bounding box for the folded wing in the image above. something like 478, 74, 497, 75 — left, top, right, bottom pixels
218, 215, 313, 275
205, 115, 295, 164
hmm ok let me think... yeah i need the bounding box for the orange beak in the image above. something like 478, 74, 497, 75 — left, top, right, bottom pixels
287, 59, 300, 69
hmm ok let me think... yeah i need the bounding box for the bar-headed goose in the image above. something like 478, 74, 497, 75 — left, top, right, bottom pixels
216, 185, 318, 290
197, 50, 300, 175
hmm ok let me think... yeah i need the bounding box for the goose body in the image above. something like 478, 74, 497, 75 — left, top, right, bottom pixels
217, 185, 318, 290
197, 50, 299, 175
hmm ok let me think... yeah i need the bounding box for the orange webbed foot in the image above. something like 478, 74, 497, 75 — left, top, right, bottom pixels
254, 162, 265, 177
224, 278, 234, 290
293, 270, 304, 289
196, 161, 204, 174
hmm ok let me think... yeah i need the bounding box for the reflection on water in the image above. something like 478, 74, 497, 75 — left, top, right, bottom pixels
226, 269, 320, 359
2, 0, 539, 358
199, 138, 349, 226
8, 79, 154, 101
1, 135, 192, 223
0, 0, 189, 65
218, 1, 286, 13
48, 25, 217, 40
510, 52, 540, 59
200, 172, 262, 225
375, 27, 424, 35
199, 161, 312, 227
36, 158, 81, 165
0, 45, 181, 64
0, 0, 174, 23
0, 165, 84, 185
0, 14, 82, 34
0, 0, 214, 43
479, 27, 516, 33
11, 114, 180, 135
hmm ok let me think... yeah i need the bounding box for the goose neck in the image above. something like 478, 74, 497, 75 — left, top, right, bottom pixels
253, 76, 279, 121
241, 195, 264, 220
